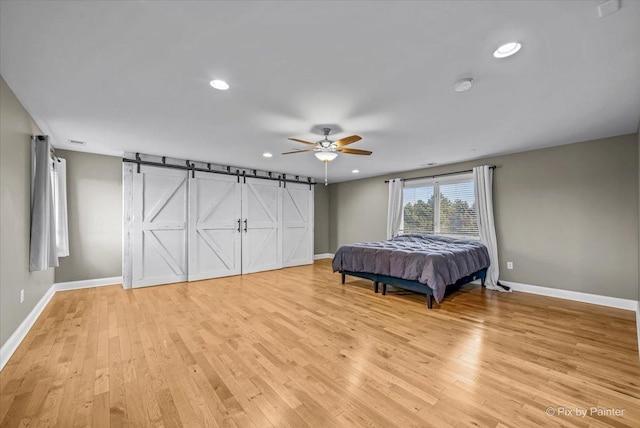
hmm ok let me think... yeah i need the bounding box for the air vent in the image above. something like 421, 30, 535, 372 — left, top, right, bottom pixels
68, 139, 86, 145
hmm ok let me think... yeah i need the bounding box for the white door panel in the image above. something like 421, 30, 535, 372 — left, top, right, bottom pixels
242, 178, 282, 273
283, 183, 314, 267
133, 166, 188, 288
188, 172, 242, 281
128, 165, 314, 287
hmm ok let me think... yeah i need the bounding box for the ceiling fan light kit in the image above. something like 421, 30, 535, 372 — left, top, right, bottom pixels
315, 152, 338, 162
283, 127, 371, 186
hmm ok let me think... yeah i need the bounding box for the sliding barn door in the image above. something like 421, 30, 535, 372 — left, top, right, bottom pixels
132, 166, 188, 288
282, 183, 314, 267
188, 172, 242, 281
241, 178, 282, 274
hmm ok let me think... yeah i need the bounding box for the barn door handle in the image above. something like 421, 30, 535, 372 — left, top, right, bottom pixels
243, 219, 248, 232
237, 218, 241, 232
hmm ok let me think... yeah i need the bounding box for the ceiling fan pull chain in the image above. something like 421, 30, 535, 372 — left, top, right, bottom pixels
324, 161, 328, 186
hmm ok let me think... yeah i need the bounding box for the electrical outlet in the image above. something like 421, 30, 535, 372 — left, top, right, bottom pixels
506, 262, 513, 270
20, 289, 25, 303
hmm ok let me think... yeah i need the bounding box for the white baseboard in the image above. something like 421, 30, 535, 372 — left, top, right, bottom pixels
636, 302, 640, 360
0, 284, 56, 371
0, 276, 123, 372
55, 276, 122, 291
314, 253, 334, 260
501, 280, 638, 311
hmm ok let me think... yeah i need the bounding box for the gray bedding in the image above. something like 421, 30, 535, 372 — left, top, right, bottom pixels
332, 234, 490, 303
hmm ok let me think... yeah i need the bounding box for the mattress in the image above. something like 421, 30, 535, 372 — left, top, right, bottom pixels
332, 234, 490, 303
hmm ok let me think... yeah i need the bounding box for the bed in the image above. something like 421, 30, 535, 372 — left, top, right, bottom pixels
332, 234, 490, 308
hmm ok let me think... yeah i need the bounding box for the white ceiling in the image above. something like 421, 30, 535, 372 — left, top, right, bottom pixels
1, 1, 639, 182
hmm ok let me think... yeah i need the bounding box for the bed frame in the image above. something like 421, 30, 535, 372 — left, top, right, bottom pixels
340, 268, 487, 309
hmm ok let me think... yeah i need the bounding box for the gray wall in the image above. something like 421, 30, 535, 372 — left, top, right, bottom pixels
0, 76, 54, 347
314, 184, 330, 254
54, 150, 122, 283
329, 134, 638, 300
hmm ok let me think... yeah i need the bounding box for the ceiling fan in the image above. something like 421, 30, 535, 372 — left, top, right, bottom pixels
283, 127, 371, 185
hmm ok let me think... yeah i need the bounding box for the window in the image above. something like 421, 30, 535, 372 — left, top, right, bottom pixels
402, 173, 478, 238
50, 158, 69, 257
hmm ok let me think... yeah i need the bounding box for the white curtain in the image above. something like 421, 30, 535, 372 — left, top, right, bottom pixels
473, 165, 510, 292
387, 178, 404, 239
30, 136, 59, 271
52, 158, 69, 257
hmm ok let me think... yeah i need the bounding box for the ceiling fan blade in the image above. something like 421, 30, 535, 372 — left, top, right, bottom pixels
334, 135, 362, 147
282, 149, 314, 155
338, 148, 372, 155
288, 138, 317, 146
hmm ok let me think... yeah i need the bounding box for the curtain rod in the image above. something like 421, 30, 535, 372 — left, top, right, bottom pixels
49, 147, 61, 162
34, 134, 61, 163
384, 165, 496, 184
123, 154, 317, 188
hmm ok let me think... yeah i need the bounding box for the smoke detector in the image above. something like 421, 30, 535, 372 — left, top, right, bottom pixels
598, 0, 620, 18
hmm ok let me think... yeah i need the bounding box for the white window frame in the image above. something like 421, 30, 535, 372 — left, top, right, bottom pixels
401, 172, 479, 240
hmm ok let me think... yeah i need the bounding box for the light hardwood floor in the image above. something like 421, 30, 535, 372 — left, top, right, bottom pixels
1, 259, 639, 427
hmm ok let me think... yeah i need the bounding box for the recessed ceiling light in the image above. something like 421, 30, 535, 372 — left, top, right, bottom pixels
493, 42, 522, 58
262, 152, 272, 158
209, 79, 229, 90
453, 78, 474, 92
352, 169, 359, 174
